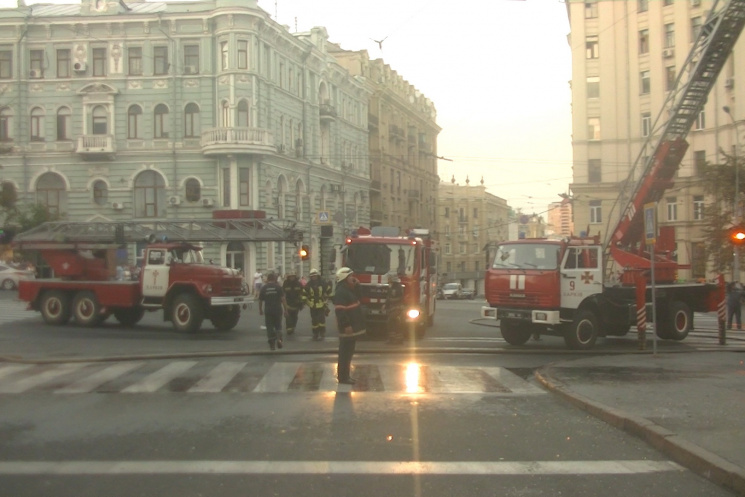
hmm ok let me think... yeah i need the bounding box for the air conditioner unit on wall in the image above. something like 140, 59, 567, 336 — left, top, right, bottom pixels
169, 195, 181, 206
691, 0, 701, 6
29, 69, 41, 78
184, 65, 197, 75
725, 78, 735, 89
73, 61, 87, 72
112, 202, 124, 210
663, 48, 674, 58
202, 198, 214, 207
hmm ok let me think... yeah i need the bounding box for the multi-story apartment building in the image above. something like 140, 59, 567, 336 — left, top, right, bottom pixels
439, 178, 510, 294
546, 197, 574, 238
567, 0, 745, 280
0, 0, 370, 279
330, 48, 440, 233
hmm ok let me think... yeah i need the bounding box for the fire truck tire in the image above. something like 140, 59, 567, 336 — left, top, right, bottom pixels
40, 290, 71, 325
113, 307, 145, 327
2, 278, 16, 291
499, 319, 532, 346
172, 294, 204, 333
210, 305, 241, 331
564, 310, 598, 350
72, 291, 104, 326
657, 301, 692, 341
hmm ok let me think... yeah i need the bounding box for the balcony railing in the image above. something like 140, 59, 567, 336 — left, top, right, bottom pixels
76, 134, 115, 159
200, 127, 275, 156
320, 103, 337, 121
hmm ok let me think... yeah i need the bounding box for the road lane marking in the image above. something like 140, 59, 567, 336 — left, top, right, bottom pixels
0, 364, 34, 381
54, 362, 144, 394
187, 362, 247, 393
0, 460, 684, 475
121, 361, 198, 393
0, 363, 90, 394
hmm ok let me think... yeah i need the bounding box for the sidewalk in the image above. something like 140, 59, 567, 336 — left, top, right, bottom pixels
536, 351, 745, 496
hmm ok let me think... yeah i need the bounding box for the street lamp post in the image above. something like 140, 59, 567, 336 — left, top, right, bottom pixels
724, 105, 741, 282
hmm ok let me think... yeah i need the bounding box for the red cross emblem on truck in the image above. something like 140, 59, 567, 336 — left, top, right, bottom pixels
581, 271, 594, 284
151, 270, 159, 286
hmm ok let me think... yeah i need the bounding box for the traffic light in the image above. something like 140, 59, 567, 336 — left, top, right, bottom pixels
299, 244, 310, 260
729, 225, 745, 245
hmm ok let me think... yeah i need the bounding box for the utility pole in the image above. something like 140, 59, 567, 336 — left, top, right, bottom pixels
724, 105, 741, 282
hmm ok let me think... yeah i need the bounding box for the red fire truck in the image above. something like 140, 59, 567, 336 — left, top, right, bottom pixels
481, 0, 745, 349
12, 216, 303, 333
341, 227, 437, 338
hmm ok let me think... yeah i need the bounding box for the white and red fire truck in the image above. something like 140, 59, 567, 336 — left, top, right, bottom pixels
481, 0, 745, 349
341, 226, 437, 338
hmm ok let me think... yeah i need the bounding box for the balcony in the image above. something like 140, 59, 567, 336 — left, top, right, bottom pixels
319, 103, 337, 122
76, 135, 115, 160
200, 127, 275, 156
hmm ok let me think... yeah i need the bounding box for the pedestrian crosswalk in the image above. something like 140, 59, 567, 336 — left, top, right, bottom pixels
0, 298, 33, 325
0, 360, 547, 396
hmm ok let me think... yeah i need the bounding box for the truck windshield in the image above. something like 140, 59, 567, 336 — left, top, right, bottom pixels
170, 247, 204, 264
344, 243, 416, 276
492, 243, 561, 270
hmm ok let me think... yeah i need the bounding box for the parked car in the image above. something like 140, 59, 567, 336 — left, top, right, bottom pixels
441, 282, 463, 300
0, 263, 36, 290
461, 288, 476, 300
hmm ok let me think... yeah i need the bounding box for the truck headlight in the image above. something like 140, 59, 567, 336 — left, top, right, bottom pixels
406, 308, 421, 320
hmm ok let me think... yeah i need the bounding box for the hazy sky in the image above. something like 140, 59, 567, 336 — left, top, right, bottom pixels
1, 0, 574, 215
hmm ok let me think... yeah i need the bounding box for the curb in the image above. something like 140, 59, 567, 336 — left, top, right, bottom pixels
535, 366, 745, 496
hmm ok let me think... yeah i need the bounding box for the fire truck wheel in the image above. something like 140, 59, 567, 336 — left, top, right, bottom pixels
72, 291, 104, 326
2, 278, 16, 291
657, 300, 692, 341
564, 310, 598, 350
113, 307, 145, 327
40, 290, 71, 325
499, 319, 532, 346
211, 305, 241, 331
172, 294, 204, 333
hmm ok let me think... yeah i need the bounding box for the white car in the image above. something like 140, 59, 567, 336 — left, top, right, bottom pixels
0, 264, 36, 290
441, 282, 463, 300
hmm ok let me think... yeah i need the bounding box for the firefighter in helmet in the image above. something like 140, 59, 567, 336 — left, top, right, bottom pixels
282, 269, 305, 335
303, 268, 330, 340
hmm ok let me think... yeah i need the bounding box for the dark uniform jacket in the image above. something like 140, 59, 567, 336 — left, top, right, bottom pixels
333, 282, 366, 334
282, 278, 305, 309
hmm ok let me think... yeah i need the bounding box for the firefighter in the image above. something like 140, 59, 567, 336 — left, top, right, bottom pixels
333, 267, 366, 384
282, 270, 305, 335
384, 271, 406, 344
304, 268, 330, 340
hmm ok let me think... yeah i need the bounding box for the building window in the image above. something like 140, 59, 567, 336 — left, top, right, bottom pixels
93, 180, 108, 206
184, 44, 199, 73
639, 29, 649, 54
185, 178, 201, 202
588, 159, 601, 183
587, 76, 599, 98
36, 172, 66, 216
127, 105, 142, 139
92, 47, 106, 77
0, 51, 11, 79
695, 110, 705, 130
238, 40, 248, 69
693, 195, 704, 220
638, 0, 648, 12
0, 182, 17, 209
666, 197, 677, 221
134, 170, 165, 218
586, 35, 599, 59
666, 66, 676, 91
588, 117, 600, 140
585, 0, 598, 19
691, 242, 706, 279
154, 46, 168, 75
239, 168, 250, 206
222, 167, 231, 207
445, 244, 451, 255
154, 104, 169, 139
691, 16, 702, 42
184, 103, 200, 138
473, 207, 478, 219
694, 150, 707, 174
642, 112, 652, 137
57, 49, 70, 78
220, 41, 228, 71
0, 107, 12, 141
30, 107, 44, 141
30, 49, 44, 78
56, 107, 71, 141
128, 47, 142, 76
664, 23, 675, 49
590, 200, 602, 224
92, 105, 108, 135
237, 100, 249, 127
640, 70, 650, 94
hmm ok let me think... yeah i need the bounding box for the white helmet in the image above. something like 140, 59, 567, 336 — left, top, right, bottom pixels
309, 268, 320, 277
336, 267, 353, 282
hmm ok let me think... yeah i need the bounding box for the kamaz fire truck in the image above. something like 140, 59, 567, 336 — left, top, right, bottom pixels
341, 227, 437, 338
481, 0, 745, 349
12, 215, 302, 333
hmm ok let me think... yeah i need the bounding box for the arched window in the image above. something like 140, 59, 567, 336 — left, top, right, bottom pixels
226, 241, 245, 273
184, 103, 200, 138
56, 107, 71, 141
36, 172, 66, 216
0, 107, 12, 141
127, 105, 142, 139
185, 178, 201, 202
134, 170, 166, 218
154, 104, 169, 138
30, 107, 44, 141
92, 180, 108, 205
237, 100, 249, 127
92, 105, 108, 135
0, 182, 17, 209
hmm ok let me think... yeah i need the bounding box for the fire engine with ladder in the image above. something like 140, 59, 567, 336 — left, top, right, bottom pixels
481, 0, 745, 349
12, 215, 303, 333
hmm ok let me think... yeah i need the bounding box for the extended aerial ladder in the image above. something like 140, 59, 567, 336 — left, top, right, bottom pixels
605, 0, 745, 283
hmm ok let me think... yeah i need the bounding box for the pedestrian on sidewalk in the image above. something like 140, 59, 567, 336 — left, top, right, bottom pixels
282, 270, 305, 336
332, 267, 366, 384
726, 281, 743, 330
304, 268, 330, 340
259, 273, 287, 350
253, 270, 264, 298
